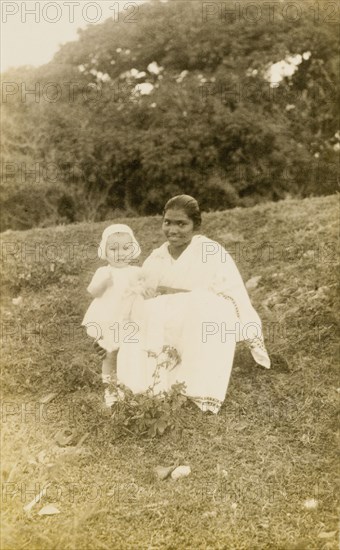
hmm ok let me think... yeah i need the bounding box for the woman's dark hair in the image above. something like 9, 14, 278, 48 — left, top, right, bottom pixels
163, 195, 202, 229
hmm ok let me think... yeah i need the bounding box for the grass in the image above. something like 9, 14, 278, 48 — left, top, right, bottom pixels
1, 194, 339, 549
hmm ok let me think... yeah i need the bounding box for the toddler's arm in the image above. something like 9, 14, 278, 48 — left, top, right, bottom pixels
87, 267, 113, 298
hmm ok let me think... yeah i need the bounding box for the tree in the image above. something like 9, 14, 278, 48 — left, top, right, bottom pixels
1, 0, 338, 229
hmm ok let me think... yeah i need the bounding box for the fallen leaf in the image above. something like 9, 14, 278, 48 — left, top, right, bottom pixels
37, 451, 47, 463
303, 250, 315, 259
202, 511, 217, 518
76, 432, 90, 447
245, 276, 262, 290
38, 504, 60, 516
6, 461, 19, 482
23, 483, 51, 513
12, 296, 23, 306
235, 423, 248, 431
318, 531, 337, 539
145, 500, 169, 508
55, 428, 77, 447
39, 393, 58, 404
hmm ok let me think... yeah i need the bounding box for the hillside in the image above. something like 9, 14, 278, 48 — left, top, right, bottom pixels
1, 0, 338, 229
1, 195, 339, 549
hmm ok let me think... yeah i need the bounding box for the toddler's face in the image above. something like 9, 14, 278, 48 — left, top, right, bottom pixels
106, 232, 135, 268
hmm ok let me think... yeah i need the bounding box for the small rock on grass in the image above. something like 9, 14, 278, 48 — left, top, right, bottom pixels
154, 465, 176, 480
303, 498, 318, 509
171, 465, 191, 480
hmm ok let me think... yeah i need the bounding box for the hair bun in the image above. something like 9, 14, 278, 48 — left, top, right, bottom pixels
163, 195, 201, 229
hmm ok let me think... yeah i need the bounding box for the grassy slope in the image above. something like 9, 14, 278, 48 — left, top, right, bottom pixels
1, 195, 339, 549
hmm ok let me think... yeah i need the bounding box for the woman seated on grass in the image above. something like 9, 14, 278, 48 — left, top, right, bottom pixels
117, 194, 270, 413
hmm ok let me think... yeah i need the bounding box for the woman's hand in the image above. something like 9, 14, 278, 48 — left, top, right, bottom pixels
143, 287, 157, 299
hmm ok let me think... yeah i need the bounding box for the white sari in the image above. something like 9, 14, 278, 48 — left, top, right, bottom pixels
117, 235, 270, 413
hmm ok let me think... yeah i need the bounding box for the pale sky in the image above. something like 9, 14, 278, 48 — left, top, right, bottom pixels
0, 0, 312, 90
1, 1, 147, 72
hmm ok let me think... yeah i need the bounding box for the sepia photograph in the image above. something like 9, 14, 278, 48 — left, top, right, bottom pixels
1, 0, 339, 548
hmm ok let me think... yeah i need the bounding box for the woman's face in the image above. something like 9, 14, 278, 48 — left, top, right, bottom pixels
162, 209, 195, 249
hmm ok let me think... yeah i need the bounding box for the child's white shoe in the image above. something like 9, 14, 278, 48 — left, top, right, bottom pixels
102, 373, 114, 385
104, 386, 124, 408
104, 387, 118, 407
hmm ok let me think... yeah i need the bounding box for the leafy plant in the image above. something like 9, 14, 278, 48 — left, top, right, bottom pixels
110, 381, 188, 439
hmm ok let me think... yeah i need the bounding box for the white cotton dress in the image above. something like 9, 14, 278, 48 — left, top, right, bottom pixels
82, 265, 142, 353
117, 235, 271, 413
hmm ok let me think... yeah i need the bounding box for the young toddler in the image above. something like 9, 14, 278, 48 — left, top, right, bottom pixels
82, 224, 144, 406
